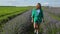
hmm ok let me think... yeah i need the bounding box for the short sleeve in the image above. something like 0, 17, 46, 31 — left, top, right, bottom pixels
31, 9, 35, 18
41, 9, 44, 18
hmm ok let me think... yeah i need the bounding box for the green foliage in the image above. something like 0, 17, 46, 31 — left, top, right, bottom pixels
0, 6, 32, 26
49, 14, 60, 21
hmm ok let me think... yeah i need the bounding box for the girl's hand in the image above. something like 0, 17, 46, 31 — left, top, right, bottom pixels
31, 19, 33, 23
42, 19, 44, 23
31, 18, 34, 23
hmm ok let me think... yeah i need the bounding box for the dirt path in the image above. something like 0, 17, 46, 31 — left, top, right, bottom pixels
1, 8, 60, 34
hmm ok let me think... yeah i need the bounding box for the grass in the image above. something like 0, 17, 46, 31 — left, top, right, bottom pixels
45, 10, 60, 34
41, 7, 60, 34
40, 7, 60, 34
0, 6, 33, 30
1, 6, 60, 34
49, 14, 60, 21
49, 13, 60, 34
46, 23, 60, 34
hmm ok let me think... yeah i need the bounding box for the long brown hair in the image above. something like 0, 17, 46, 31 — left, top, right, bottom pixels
38, 3, 41, 9
36, 3, 42, 11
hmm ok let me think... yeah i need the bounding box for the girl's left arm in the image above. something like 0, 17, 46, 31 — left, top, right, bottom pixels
41, 9, 44, 19
41, 9, 44, 22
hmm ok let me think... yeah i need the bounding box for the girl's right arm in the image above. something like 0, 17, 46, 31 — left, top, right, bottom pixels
31, 9, 34, 23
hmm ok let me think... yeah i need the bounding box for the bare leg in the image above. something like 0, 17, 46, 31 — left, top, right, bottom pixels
34, 23, 39, 34
36, 29, 38, 34
34, 23, 36, 33
36, 25, 39, 34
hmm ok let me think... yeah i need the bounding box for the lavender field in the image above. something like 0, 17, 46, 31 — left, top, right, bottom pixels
0, 7, 60, 34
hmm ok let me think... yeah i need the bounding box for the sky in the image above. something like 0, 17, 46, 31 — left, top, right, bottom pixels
0, 0, 60, 7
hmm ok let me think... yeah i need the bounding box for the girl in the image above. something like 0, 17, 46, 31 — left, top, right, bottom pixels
31, 3, 44, 34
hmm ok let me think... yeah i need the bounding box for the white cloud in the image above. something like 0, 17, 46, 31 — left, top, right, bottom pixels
0, 0, 60, 7
44, 2, 49, 5
0, 0, 16, 1
42, 2, 49, 6
0, 0, 20, 6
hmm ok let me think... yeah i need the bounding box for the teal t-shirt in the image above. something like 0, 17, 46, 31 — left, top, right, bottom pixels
32, 8, 43, 23
36, 9, 40, 17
